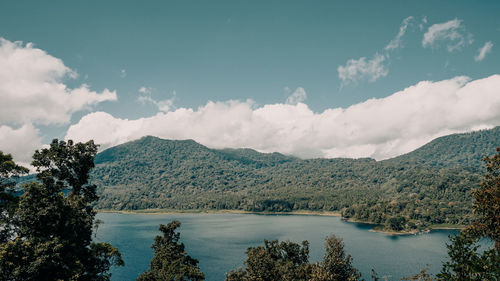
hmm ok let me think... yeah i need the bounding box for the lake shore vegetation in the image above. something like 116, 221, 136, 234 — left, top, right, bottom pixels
91, 127, 500, 233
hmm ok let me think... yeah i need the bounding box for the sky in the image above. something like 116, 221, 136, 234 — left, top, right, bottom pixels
1, 0, 500, 165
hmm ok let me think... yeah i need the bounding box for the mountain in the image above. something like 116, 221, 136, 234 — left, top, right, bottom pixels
386, 126, 500, 170
89, 126, 500, 231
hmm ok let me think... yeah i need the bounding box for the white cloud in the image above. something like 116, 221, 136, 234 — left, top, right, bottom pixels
422, 19, 473, 52
339, 17, 414, 85
419, 16, 427, 31
0, 37, 118, 165
137, 95, 155, 105
385, 16, 414, 51
474, 42, 493, 62
156, 98, 175, 112
138, 86, 152, 95
285, 87, 307, 105
337, 53, 388, 85
120, 69, 127, 78
66, 75, 500, 160
138, 87, 176, 112
0, 124, 43, 166
0, 38, 117, 125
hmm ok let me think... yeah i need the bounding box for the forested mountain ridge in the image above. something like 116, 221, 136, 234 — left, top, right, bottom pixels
385, 126, 500, 170
95, 136, 296, 169
90, 127, 500, 231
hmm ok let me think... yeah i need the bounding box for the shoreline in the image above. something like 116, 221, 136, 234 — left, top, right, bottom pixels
97, 209, 463, 235
370, 224, 463, 236
97, 209, 342, 217
341, 218, 417, 236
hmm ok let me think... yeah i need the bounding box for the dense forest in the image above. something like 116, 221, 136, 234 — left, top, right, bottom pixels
386, 127, 500, 170
2, 136, 499, 280
0, 141, 123, 280
91, 127, 500, 232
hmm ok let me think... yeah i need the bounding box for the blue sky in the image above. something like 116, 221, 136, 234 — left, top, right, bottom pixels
1, 0, 499, 164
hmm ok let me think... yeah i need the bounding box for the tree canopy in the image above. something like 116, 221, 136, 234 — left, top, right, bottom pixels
137, 220, 204, 281
226, 234, 361, 281
92, 136, 483, 232
0, 139, 123, 281
0, 151, 28, 243
437, 147, 500, 280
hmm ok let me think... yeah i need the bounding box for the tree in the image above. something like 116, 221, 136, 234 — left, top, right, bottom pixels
226, 239, 311, 281
310, 235, 362, 281
436, 147, 500, 280
0, 139, 123, 281
401, 267, 435, 281
386, 216, 406, 232
438, 231, 499, 280
0, 151, 28, 242
226, 235, 362, 281
472, 147, 500, 250
137, 220, 205, 281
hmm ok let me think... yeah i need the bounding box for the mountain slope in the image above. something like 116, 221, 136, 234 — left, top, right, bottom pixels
386, 126, 500, 170
89, 127, 500, 231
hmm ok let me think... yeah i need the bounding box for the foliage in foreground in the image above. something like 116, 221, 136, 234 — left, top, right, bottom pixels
0, 140, 123, 281
436, 147, 500, 280
0, 151, 28, 243
404, 147, 500, 280
137, 219, 362, 281
225, 234, 361, 281
137, 220, 204, 281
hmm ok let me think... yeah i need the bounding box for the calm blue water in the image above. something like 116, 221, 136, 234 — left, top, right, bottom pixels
95, 213, 458, 281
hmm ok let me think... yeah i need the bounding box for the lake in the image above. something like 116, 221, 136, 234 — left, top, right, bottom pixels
95, 212, 458, 281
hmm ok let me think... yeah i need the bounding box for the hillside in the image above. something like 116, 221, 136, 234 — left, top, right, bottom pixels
386, 126, 500, 170
89, 126, 500, 231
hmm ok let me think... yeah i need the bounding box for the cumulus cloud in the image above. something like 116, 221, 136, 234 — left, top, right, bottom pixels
385, 16, 414, 51
0, 37, 117, 164
337, 53, 388, 85
120, 69, 127, 78
0, 38, 117, 125
0, 124, 43, 166
474, 42, 493, 62
285, 87, 307, 105
422, 19, 473, 52
66, 75, 500, 160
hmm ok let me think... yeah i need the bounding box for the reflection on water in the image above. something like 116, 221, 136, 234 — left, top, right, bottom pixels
346, 220, 377, 231
95, 213, 458, 281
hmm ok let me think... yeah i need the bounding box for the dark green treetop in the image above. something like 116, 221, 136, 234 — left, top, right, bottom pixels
437, 147, 500, 280
226, 239, 311, 281
0, 151, 28, 243
0, 139, 123, 281
315, 235, 362, 281
472, 147, 500, 250
226, 235, 362, 281
137, 220, 205, 281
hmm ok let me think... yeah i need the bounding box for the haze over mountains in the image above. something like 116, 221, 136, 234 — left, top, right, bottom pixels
90, 126, 500, 231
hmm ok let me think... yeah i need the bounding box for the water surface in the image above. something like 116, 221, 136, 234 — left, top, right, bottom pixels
95, 212, 458, 281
